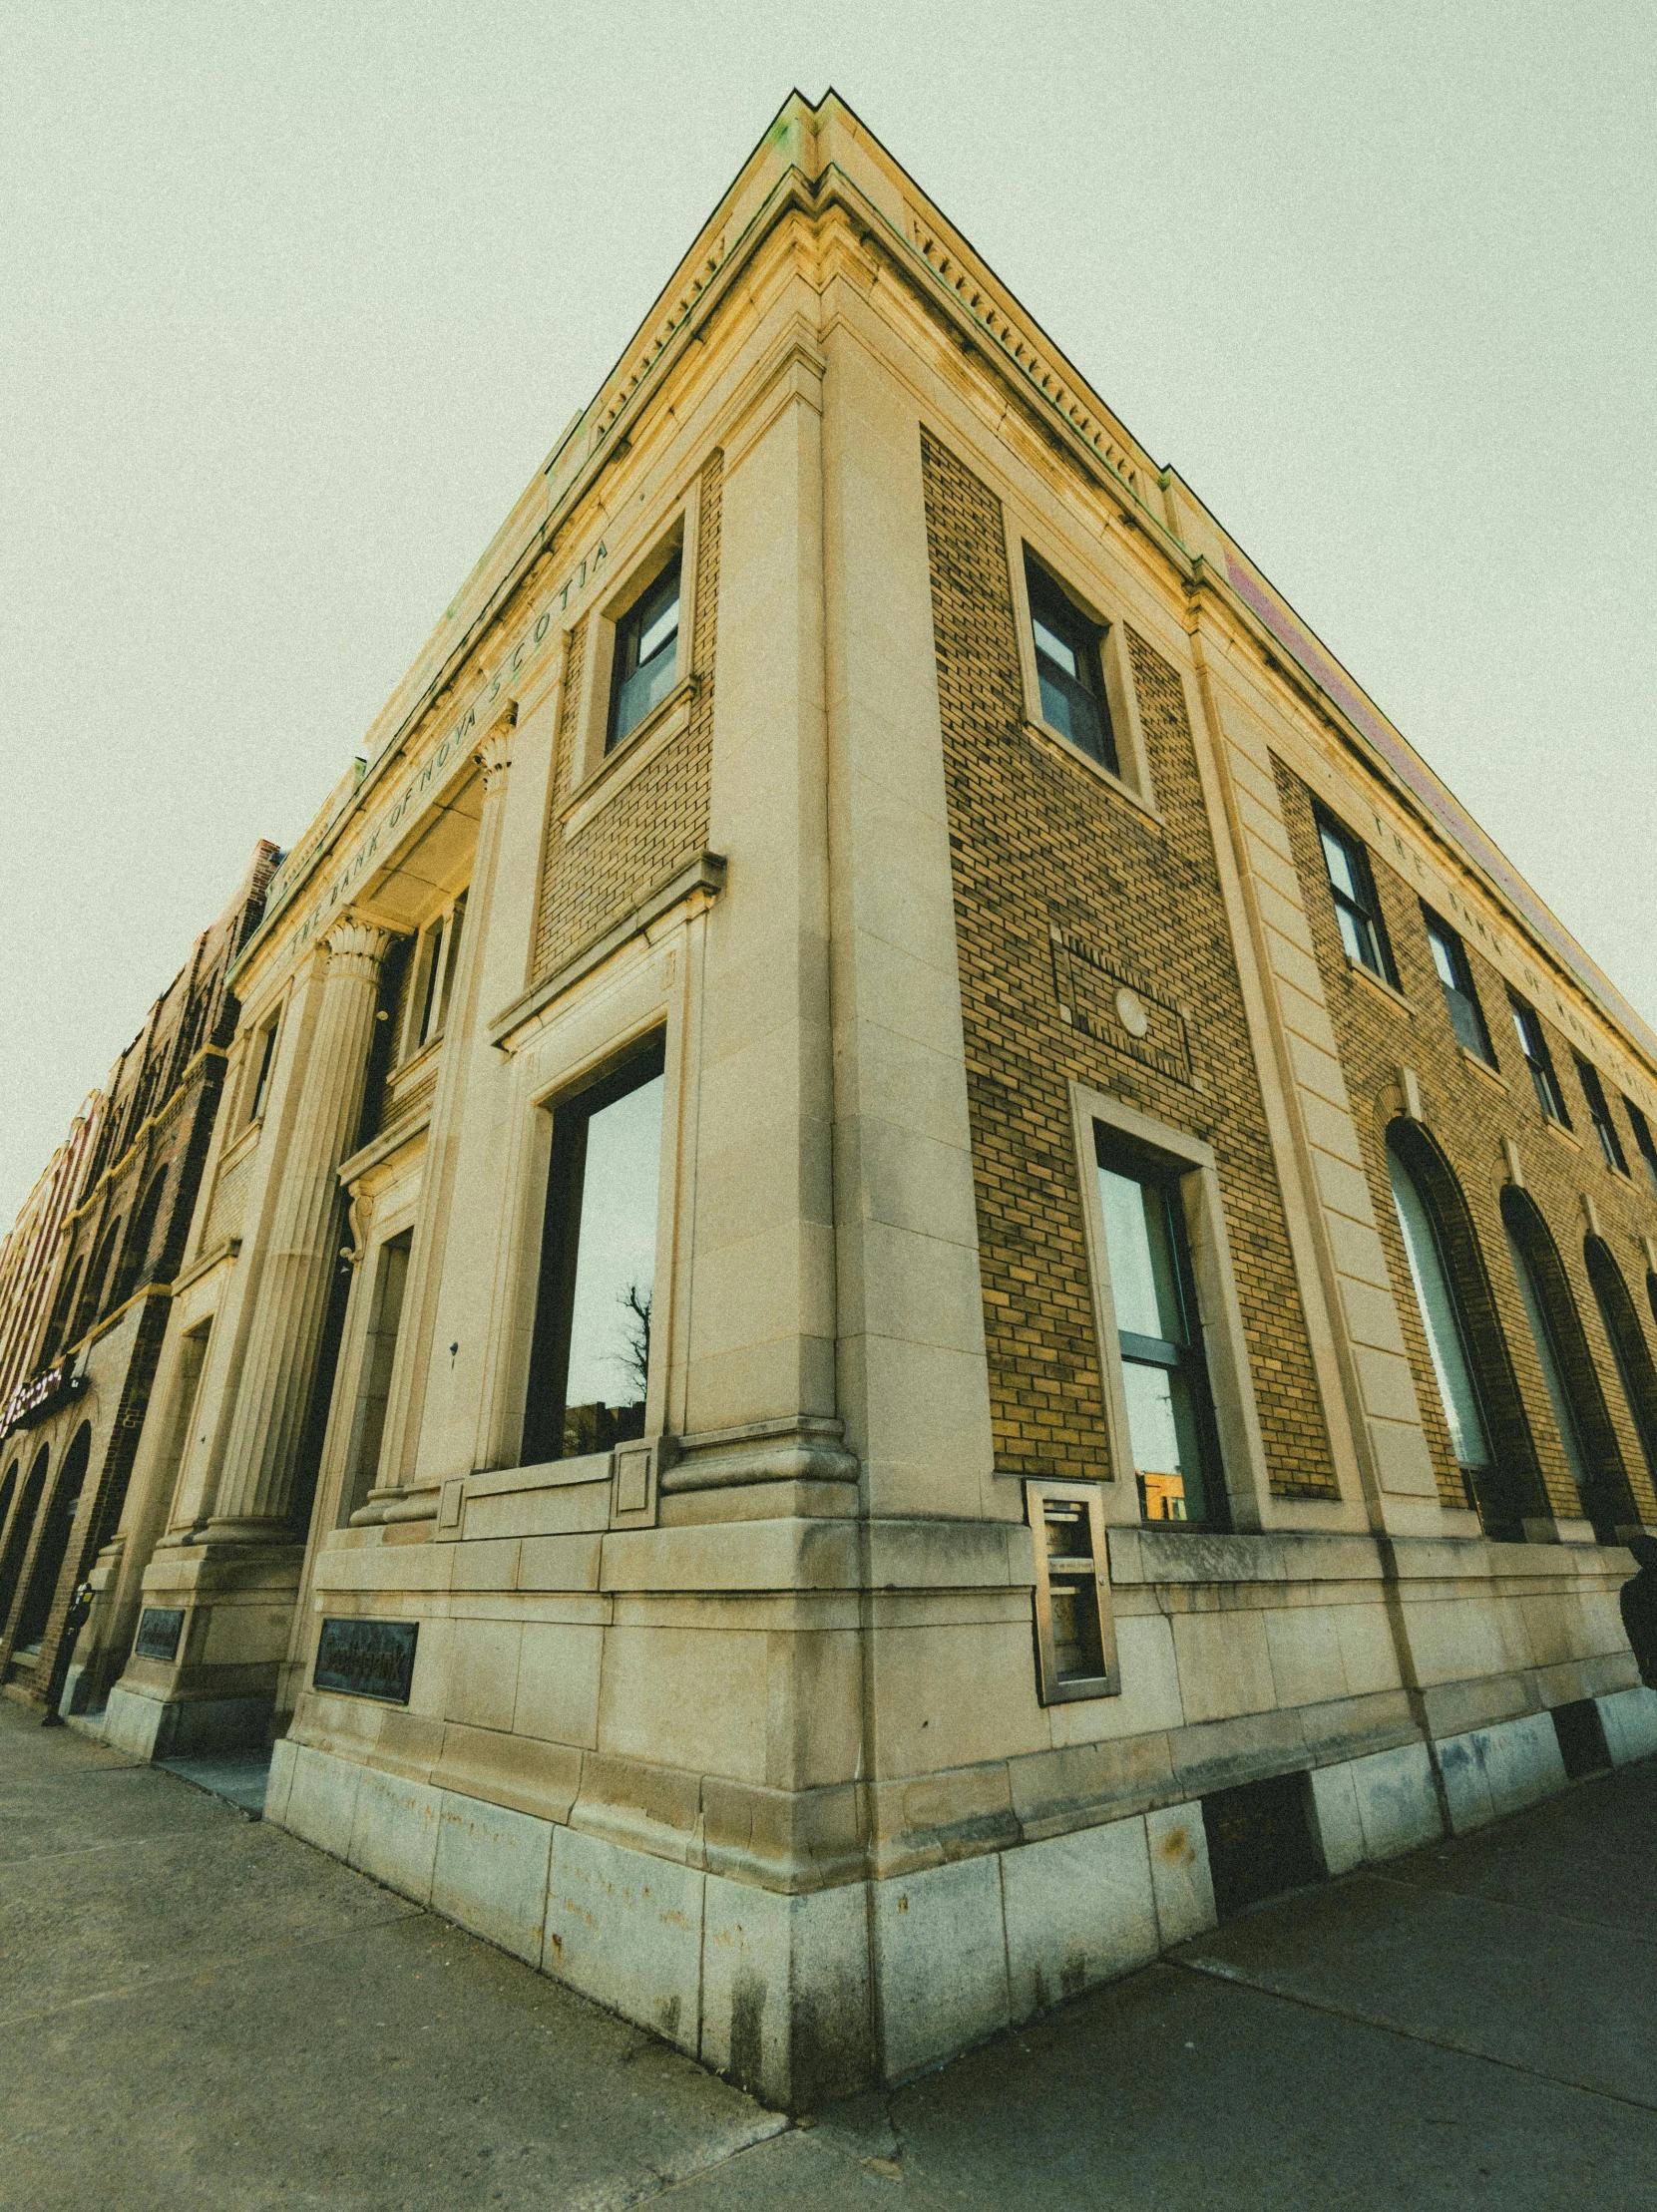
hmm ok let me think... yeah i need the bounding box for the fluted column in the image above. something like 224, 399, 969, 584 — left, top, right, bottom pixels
203, 920, 392, 1543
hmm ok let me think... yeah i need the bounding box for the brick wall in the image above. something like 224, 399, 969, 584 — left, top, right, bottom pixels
532, 452, 722, 984
1275, 759, 1657, 1530
920, 430, 1336, 1501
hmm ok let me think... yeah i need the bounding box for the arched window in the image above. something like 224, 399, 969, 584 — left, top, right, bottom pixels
44, 1256, 84, 1361
1584, 1240, 1657, 1524
113, 1170, 169, 1307
0, 1462, 17, 1551
81, 1215, 125, 1332
1385, 1124, 1538, 1538
1501, 1190, 1632, 1542
0, 1445, 49, 1641
12, 1422, 92, 1655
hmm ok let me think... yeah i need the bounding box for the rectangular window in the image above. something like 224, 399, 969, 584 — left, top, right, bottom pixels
524, 1039, 666, 1462
1316, 811, 1396, 984
1509, 995, 1569, 1124
340, 1231, 412, 1522
248, 1020, 279, 1122
1423, 908, 1495, 1063
1026, 554, 1118, 774
608, 554, 681, 752
1026, 1479, 1119, 1703
401, 895, 467, 1060
1624, 1098, 1657, 1199
1576, 1058, 1628, 1173
1093, 1129, 1226, 1527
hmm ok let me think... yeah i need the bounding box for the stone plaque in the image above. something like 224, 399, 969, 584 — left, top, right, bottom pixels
313, 1617, 418, 1704
134, 1607, 185, 1662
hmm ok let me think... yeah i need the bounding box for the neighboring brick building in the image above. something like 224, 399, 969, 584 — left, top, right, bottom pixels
28, 94, 1654, 2107
0, 842, 278, 1715
0, 1092, 103, 1415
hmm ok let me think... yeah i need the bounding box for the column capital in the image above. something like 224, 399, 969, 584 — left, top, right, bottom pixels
476, 707, 516, 796
323, 919, 394, 979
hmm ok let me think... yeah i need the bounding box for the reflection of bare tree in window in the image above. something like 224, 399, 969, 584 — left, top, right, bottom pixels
620, 1283, 651, 1401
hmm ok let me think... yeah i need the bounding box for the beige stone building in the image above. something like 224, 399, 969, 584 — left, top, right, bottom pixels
79, 94, 1657, 2105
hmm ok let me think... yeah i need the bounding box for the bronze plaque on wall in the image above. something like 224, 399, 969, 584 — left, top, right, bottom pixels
134, 1608, 185, 1662
313, 1618, 418, 1704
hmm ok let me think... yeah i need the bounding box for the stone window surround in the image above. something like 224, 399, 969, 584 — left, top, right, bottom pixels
489, 927, 695, 1480
1067, 1080, 1272, 1532
566, 475, 703, 798
396, 891, 469, 1068
331, 1203, 421, 1530
1000, 503, 1159, 823
240, 1008, 283, 1128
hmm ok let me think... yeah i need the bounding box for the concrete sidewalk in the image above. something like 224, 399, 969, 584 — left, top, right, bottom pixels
1, 1699, 1652, 2210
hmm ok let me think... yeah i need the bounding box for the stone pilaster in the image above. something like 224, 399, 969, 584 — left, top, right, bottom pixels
355, 721, 514, 1522
201, 920, 392, 1542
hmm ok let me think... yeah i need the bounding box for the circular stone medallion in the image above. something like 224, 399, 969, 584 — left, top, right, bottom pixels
1114, 987, 1151, 1039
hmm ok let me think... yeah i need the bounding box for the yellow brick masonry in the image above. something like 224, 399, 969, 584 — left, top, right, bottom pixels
532, 452, 723, 984
919, 430, 1336, 1500
1277, 760, 1657, 1529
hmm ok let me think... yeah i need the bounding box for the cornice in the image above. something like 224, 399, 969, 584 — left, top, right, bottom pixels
219, 93, 1654, 1097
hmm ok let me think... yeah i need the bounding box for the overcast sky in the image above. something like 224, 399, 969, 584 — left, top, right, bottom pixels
3, 0, 1653, 1225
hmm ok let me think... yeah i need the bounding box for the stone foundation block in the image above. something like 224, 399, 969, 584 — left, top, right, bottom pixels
1307, 1760, 1367, 1875
102, 1684, 270, 1761
872, 1852, 1009, 2081
1597, 1684, 1657, 1767
1002, 1816, 1159, 2023
1145, 1799, 1217, 1942
1349, 1740, 1442, 1860
431, 1791, 553, 1965
699, 1872, 872, 2107
1439, 1711, 1565, 1834
264, 1736, 296, 1827
546, 1825, 705, 2051
350, 1767, 443, 1907
283, 1742, 362, 1861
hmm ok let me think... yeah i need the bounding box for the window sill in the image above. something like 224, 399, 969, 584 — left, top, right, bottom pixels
338, 1107, 434, 1190
218, 1120, 264, 1175
1458, 1046, 1508, 1094
1346, 958, 1413, 1017
1543, 1116, 1582, 1152
563, 677, 696, 840
387, 1034, 443, 1096
1023, 718, 1163, 829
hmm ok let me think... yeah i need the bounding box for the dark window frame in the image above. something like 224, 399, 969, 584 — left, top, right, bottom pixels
1025, 553, 1119, 775
248, 1019, 279, 1123
523, 1036, 667, 1466
1624, 1098, 1657, 1200
1092, 1126, 1229, 1532
1575, 1058, 1629, 1175
402, 893, 468, 1063
1315, 809, 1398, 986
1584, 1237, 1657, 1493
1422, 907, 1495, 1064
1508, 995, 1570, 1125
607, 552, 683, 754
